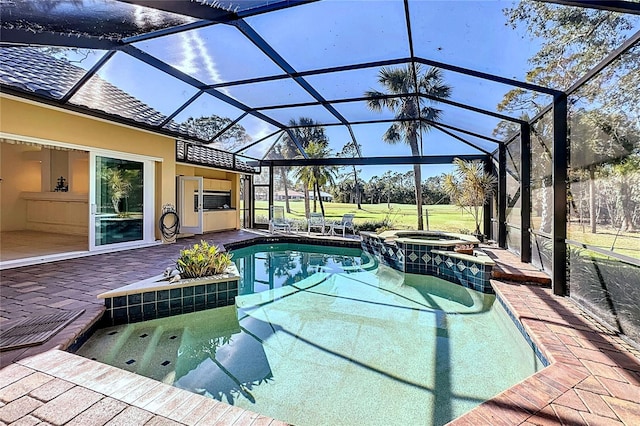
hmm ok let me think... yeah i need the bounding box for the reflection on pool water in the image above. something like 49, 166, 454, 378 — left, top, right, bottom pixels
77, 244, 543, 426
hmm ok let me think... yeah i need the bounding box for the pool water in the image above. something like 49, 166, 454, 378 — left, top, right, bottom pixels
77, 244, 543, 426
232, 243, 377, 295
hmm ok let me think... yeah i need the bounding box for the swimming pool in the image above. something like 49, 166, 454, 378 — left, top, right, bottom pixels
77, 243, 543, 425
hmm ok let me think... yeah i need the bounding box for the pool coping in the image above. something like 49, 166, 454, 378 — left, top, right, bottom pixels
222, 234, 362, 251
96, 264, 240, 299
430, 248, 495, 266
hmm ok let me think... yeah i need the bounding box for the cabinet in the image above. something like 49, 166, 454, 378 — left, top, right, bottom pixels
22, 192, 89, 235
203, 179, 232, 191
203, 210, 238, 232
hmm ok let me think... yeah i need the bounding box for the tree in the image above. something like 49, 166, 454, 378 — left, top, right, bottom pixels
293, 142, 337, 217
422, 175, 450, 205
364, 176, 384, 204
270, 136, 299, 214
332, 172, 364, 204
365, 64, 452, 230
182, 115, 251, 150
500, 2, 638, 115
499, 2, 640, 237
443, 158, 497, 236
571, 110, 640, 232
338, 140, 363, 209
285, 118, 330, 218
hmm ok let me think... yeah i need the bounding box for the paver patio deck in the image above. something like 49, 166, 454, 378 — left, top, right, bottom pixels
1, 230, 639, 425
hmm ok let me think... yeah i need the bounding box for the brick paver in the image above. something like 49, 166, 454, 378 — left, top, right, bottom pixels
451, 280, 640, 425
104, 406, 154, 426
0, 371, 53, 403
0, 395, 43, 423
31, 385, 103, 425
65, 397, 128, 426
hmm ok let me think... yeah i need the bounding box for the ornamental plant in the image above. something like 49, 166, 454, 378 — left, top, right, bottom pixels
443, 158, 497, 237
176, 240, 233, 279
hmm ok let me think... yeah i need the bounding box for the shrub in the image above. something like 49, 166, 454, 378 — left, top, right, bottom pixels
176, 240, 233, 279
355, 208, 399, 233
354, 220, 389, 233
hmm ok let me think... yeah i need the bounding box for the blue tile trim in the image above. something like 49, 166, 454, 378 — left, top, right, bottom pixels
103, 278, 239, 325
361, 236, 494, 294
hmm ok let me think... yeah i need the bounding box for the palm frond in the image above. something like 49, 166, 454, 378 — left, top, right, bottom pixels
422, 106, 443, 122
366, 64, 452, 150
383, 123, 403, 144
364, 90, 386, 111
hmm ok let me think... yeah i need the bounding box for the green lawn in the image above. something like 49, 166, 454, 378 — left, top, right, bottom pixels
253, 200, 478, 233
567, 224, 639, 259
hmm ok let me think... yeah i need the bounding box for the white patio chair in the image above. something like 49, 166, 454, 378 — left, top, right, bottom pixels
331, 213, 355, 237
307, 212, 327, 235
269, 206, 291, 234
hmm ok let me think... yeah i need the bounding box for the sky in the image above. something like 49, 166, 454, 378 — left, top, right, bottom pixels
81, 1, 545, 181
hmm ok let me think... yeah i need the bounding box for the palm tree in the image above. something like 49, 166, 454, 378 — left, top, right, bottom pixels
285, 118, 329, 217
365, 64, 451, 230
271, 140, 296, 214
443, 158, 497, 236
293, 142, 338, 217
102, 167, 132, 216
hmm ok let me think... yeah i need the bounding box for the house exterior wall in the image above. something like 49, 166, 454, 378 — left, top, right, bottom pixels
0, 96, 176, 240
175, 164, 241, 230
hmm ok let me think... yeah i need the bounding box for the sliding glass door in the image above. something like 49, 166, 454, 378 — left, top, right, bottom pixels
90, 154, 154, 249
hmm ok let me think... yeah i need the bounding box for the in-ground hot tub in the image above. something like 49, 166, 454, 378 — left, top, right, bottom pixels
360, 230, 495, 293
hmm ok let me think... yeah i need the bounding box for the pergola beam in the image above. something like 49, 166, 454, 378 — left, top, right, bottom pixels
209, 112, 249, 144
122, 21, 218, 45
284, 129, 309, 160
233, 130, 283, 154
284, 117, 502, 145
0, 30, 120, 50
203, 57, 413, 90
119, 44, 287, 130
520, 123, 532, 263
233, 19, 353, 140
414, 58, 562, 97
256, 92, 526, 125
552, 95, 568, 295
430, 124, 495, 157
60, 50, 117, 103
498, 144, 508, 248
119, 1, 239, 22
425, 120, 502, 144
263, 154, 487, 167
159, 91, 204, 128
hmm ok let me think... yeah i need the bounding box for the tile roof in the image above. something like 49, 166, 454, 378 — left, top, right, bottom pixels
0, 47, 257, 173
176, 140, 258, 173
0, 47, 168, 126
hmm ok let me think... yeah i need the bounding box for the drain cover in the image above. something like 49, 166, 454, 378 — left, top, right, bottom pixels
0, 309, 84, 351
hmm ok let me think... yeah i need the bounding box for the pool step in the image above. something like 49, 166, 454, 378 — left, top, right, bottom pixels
481, 247, 551, 286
